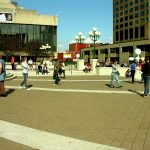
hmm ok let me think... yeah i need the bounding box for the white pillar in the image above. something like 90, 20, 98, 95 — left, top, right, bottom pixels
77, 59, 84, 71
90, 59, 98, 74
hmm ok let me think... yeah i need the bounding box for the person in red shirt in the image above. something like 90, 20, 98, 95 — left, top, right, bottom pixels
11, 55, 15, 70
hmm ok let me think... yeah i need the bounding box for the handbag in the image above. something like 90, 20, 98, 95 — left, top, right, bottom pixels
116, 71, 120, 76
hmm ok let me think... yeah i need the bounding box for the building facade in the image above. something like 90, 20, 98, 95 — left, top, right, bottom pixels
82, 0, 150, 64
0, 0, 58, 61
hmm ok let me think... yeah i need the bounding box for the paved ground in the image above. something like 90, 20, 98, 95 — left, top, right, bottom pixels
0, 75, 150, 150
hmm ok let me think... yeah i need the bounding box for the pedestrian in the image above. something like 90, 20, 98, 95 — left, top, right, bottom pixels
28, 58, 33, 70
19, 57, 30, 90
11, 55, 15, 70
129, 60, 136, 83
60, 61, 65, 78
142, 57, 150, 97
110, 60, 122, 88
0, 53, 7, 97
53, 60, 61, 85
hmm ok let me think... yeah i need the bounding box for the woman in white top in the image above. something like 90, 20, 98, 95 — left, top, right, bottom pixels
110, 60, 122, 88
19, 57, 30, 90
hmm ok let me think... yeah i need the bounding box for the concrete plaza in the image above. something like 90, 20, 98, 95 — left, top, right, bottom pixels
0, 73, 150, 150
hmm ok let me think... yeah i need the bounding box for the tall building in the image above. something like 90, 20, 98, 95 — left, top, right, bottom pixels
0, 0, 58, 61
113, 0, 150, 43
82, 0, 150, 64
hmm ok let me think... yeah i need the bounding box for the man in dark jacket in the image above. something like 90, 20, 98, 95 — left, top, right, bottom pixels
142, 57, 150, 97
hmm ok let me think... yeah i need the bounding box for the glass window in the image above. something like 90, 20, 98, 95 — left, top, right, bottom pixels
140, 4, 145, 9
129, 28, 133, 39
135, 6, 139, 11
116, 31, 119, 41
120, 30, 123, 41
130, 2, 133, 6
140, 11, 145, 16
125, 29, 128, 40
135, 0, 138, 4
135, 27, 139, 38
140, 26, 144, 37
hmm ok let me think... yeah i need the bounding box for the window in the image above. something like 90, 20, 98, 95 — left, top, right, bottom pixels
135, 6, 139, 11
135, 27, 139, 38
120, 18, 123, 22
130, 2, 133, 6
125, 23, 128, 27
135, 0, 138, 4
116, 31, 119, 41
125, 29, 128, 40
130, 8, 133, 13
120, 24, 123, 28
140, 4, 145, 9
135, 20, 139, 25
129, 28, 133, 39
140, 11, 145, 16
135, 13, 139, 18
130, 15, 133, 19
125, 16, 128, 20
140, 26, 144, 37
120, 30, 123, 41
130, 22, 133, 26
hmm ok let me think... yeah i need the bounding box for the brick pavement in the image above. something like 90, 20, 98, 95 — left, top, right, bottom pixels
0, 75, 150, 150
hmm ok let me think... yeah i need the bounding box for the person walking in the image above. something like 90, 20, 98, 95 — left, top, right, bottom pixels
110, 60, 122, 88
0, 53, 7, 97
19, 57, 30, 90
142, 57, 150, 97
130, 60, 136, 83
11, 55, 15, 70
53, 60, 61, 85
60, 61, 65, 78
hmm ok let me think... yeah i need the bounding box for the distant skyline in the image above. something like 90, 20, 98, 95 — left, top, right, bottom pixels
18, 0, 113, 51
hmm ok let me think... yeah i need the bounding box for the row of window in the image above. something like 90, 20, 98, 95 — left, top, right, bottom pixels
0, 23, 57, 51
115, 26, 145, 41
0, 23, 57, 34
114, 18, 148, 29
114, 3, 146, 12
114, 14, 150, 24
114, 0, 146, 6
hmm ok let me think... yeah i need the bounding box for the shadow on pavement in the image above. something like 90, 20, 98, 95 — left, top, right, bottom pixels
6, 89, 15, 95
28, 84, 33, 88
128, 89, 143, 97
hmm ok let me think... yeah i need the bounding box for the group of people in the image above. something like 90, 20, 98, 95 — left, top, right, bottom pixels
0, 53, 150, 97
109, 58, 150, 97
36, 63, 49, 75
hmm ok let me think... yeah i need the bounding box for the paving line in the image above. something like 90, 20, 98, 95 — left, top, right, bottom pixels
6, 85, 141, 95
0, 120, 125, 150
12, 79, 128, 82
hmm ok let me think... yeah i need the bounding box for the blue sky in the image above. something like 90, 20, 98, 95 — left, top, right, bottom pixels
18, 0, 113, 51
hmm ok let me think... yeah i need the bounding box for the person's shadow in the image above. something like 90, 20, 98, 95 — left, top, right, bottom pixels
128, 89, 143, 97
5, 89, 15, 96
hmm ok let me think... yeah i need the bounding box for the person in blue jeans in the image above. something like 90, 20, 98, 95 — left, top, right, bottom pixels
130, 60, 136, 83
19, 57, 30, 90
142, 57, 150, 97
110, 60, 122, 88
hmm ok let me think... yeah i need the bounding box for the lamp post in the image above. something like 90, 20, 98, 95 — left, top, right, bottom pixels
129, 48, 141, 64
40, 43, 51, 57
88, 27, 101, 59
75, 32, 85, 59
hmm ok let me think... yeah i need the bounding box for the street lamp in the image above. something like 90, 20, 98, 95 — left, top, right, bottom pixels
129, 48, 145, 66
75, 32, 85, 59
40, 43, 51, 56
88, 27, 101, 59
